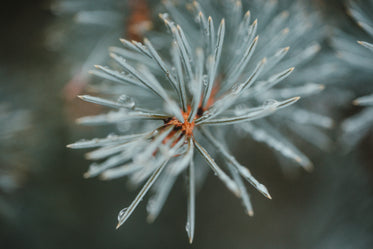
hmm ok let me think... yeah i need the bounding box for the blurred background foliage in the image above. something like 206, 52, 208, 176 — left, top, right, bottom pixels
0, 0, 372, 248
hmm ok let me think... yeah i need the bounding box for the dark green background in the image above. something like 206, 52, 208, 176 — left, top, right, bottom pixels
1, 1, 372, 248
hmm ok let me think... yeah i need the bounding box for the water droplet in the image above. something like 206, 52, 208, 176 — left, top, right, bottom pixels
185, 222, 190, 233
263, 99, 277, 106
202, 110, 213, 119
117, 208, 128, 222
117, 95, 135, 109
202, 75, 208, 86
234, 105, 249, 115
232, 83, 244, 94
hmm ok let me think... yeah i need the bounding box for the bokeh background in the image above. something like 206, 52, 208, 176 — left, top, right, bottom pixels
1, 0, 372, 248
